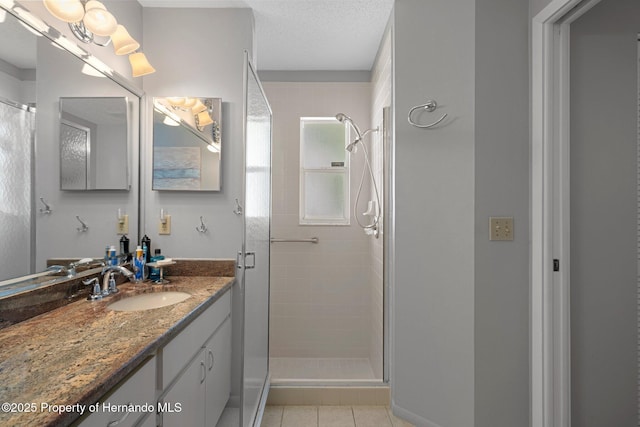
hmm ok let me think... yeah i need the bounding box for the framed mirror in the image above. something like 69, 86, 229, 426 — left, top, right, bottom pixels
152, 97, 222, 191
60, 97, 131, 190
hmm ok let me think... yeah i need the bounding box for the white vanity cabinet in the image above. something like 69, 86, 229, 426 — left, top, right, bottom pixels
158, 291, 231, 427
75, 356, 156, 427
204, 315, 231, 425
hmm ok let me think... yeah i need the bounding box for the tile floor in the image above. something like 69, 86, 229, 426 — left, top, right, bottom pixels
260, 405, 414, 427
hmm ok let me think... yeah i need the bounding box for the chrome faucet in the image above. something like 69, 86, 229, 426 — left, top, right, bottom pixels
46, 264, 73, 278
100, 265, 136, 296
68, 258, 107, 277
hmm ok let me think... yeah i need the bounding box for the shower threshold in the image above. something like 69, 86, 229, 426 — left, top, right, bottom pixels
269, 357, 381, 383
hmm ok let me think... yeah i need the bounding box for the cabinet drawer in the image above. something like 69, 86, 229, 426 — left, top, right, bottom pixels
75, 356, 156, 427
162, 290, 230, 387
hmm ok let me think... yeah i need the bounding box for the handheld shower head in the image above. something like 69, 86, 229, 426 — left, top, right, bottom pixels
335, 113, 349, 123
335, 112, 363, 139
336, 112, 364, 153
345, 140, 359, 153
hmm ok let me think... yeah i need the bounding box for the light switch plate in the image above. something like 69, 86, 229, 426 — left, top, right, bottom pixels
116, 215, 129, 235
159, 215, 171, 235
490, 216, 514, 241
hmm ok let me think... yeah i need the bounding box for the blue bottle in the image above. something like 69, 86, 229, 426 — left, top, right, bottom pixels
134, 246, 145, 281
149, 249, 164, 282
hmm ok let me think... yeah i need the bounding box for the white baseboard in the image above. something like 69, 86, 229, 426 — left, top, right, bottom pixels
391, 402, 442, 427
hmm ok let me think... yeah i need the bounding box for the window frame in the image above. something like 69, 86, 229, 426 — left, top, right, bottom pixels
299, 116, 350, 225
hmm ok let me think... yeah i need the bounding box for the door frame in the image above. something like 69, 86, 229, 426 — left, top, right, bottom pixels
530, 0, 601, 426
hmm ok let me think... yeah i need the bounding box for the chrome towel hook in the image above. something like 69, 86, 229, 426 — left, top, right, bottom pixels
196, 216, 208, 233
39, 197, 52, 214
75, 216, 89, 232
408, 100, 448, 129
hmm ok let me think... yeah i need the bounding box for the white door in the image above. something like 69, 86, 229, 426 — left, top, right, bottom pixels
531, 0, 639, 425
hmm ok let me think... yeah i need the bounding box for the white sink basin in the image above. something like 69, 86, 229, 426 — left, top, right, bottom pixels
107, 291, 191, 312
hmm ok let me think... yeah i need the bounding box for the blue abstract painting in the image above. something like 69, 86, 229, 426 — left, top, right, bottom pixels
153, 147, 201, 190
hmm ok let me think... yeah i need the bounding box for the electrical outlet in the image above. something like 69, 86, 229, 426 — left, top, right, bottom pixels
159, 215, 171, 235
489, 216, 514, 241
116, 215, 129, 235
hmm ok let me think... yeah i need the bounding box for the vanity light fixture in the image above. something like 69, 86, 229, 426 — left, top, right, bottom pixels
42, 0, 155, 77
191, 99, 207, 114
128, 51, 155, 77
110, 24, 139, 55
195, 110, 214, 128
81, 0, 116, 36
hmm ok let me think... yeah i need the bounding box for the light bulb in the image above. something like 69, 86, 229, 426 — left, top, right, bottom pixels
83, 0, 117, 36
43, 0, 84, 23
129, 52, 156, 77
111, 25, 139, 55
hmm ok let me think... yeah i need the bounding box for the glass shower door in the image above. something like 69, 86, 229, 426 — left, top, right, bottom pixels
240, 54, 272, 427
0, 99, 35, 281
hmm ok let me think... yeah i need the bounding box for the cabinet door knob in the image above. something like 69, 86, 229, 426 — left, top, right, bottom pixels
200, 361, 206, 384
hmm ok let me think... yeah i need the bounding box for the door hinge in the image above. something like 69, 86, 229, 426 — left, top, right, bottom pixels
553, 259, 560, 272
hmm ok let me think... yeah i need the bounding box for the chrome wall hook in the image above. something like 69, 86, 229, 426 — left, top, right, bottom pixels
196, 216, 208, 233
408, 100, 448, 129
233, 198, 243, 216
75, 216, 89, 232
39, 197, 52, 214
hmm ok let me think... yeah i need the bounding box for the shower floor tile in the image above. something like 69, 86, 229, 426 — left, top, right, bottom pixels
270, 357, 377, 381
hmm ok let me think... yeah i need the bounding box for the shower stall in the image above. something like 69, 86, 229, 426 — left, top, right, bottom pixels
262, 52, 391, 397
263, 29, 392, 392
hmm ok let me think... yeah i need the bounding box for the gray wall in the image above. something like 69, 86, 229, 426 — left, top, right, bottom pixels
392, 0, 531, 425
570, 0, 639, 424
392, 0, 475, 425
142, 7, 254, 405
142, 8, 253, 260
474, 0, 530, 426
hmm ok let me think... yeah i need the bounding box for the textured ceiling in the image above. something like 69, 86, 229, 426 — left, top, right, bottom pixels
137, 0, 394, 71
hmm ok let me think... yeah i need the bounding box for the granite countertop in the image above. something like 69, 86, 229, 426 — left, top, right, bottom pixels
0, 275, 234, 427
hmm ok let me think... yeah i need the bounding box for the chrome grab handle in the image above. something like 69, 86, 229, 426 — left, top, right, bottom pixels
245, 252, 256, 269
270, 237, 319, 244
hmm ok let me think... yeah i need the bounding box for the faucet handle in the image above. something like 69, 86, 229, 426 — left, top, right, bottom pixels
82, 278, 102, 301
108, 275, 118, 294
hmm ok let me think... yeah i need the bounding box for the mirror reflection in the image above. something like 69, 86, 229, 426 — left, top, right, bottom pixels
0, 6, 140, 284
60, 97, 130, 191
152, 97, 222, 191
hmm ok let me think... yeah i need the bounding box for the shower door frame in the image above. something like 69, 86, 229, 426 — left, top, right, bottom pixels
531, 0, 602, 426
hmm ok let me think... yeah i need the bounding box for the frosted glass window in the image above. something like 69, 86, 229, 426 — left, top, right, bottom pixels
300, 117, 349, 225
302, 121, 346, 168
